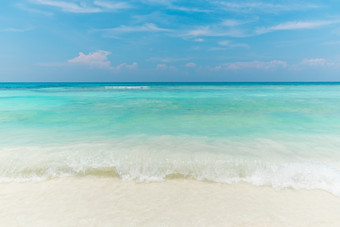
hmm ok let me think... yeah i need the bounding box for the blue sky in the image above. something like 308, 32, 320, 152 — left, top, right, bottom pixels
1, 0, 340, 82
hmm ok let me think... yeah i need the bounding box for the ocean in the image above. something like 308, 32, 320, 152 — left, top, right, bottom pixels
1, 82, 340, 226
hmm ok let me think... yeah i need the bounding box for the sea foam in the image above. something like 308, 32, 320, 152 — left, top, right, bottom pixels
104, 86, 149, 90
1, 136, 340, 196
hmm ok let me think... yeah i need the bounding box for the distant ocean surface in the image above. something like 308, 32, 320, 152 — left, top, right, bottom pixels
1, 82, 340, 195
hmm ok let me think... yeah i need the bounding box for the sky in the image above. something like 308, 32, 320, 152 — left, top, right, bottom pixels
1, 0, 340, 82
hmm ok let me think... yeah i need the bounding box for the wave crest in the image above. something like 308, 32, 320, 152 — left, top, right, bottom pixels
1, 141, 340, 196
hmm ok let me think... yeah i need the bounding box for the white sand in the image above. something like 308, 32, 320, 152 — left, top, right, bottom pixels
0, 177, 340, 226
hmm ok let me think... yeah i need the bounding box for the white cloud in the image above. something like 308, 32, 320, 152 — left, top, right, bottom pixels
155, 63, 176, 71
33, 0, 101, 13
114, 63, 126, 70
167, 5, 210, 13
99, 23, 172, 34
218, 40, 230, 46
125, 62, 138, 69
32, 0, 130, 13
256, 20, 340, 35
300, 58, 334, 67
183, 26, 245, 38
193, 38, 204, 42
182, 18, 339, 39
0, 27, 33, 32
68, 50, 138, 71
109, 61, 139, 70
186, 62, 196, 67
216, 2, 320, 13
180, 18, 339, 39
215, 40, 249, 49
142, 0, 209, 13
289, 58, 340, 70
156, 64, 167, 70
185, 26, 210, 36
180, 17, 259, 39
214, 60, 287, 71
68, 50, 112, 69
93, 1, 131, 10
228, 60, 287, 70
180, 17, 253, 38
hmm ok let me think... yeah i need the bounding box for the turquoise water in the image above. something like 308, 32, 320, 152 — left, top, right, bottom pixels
1, 83, 340, 194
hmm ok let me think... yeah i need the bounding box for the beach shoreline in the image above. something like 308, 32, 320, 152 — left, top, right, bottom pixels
1, 177, 339, 226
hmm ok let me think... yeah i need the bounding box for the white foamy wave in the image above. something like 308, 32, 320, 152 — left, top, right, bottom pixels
1, 140, 340, 196
104, 86, 149, 90
32, 85, 150, 92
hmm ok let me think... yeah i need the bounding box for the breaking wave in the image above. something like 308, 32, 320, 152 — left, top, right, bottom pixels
1, 139, 340, 196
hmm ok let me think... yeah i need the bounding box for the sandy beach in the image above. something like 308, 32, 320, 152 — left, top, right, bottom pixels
1, 177, 340, 226
2, 0, 340, 224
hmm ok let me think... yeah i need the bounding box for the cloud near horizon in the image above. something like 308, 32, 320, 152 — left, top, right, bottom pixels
68, 50, 137, 71
300, 58, 335, 67
214, 60, 287, 71
186, 62, 196, 67
68, 50, 112, 69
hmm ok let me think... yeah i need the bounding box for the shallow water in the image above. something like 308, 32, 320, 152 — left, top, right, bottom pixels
1, 83, 340, 195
